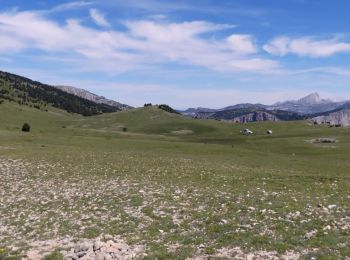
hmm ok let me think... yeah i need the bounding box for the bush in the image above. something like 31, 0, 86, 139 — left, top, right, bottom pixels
158, 104, 179, 114
21, 123, 31, 132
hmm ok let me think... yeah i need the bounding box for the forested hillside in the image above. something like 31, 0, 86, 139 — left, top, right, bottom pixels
0, 71, 119, 116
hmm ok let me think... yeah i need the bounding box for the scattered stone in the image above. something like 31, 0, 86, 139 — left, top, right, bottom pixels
328, 204, 337, 210
304, 230, 317, 240
93, 240, 103, 251
95, 253, 106, 260
22, 235, 144, 260
310, 138, 337, 144
323, 225, 331, 231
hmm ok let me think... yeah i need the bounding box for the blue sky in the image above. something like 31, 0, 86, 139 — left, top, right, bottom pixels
0, 0, 350, 108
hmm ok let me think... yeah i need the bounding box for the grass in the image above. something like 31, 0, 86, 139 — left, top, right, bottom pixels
0, 101, 350, 259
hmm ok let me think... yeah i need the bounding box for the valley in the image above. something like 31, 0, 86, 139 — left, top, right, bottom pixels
1, 95, 350, 259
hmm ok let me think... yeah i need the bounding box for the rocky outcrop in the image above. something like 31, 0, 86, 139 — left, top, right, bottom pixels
312, 109, 350, 127
231, 111, 279, 123
24, 235, 145, 260
56, 86, 132, 110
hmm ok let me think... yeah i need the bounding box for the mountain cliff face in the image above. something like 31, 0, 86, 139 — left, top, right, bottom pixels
230, 111, 279, 123
270, 93, 342, 114
312, 109, 350, 127
298, 93, 323, 104
205, 107, 303, 122
56, 86, 132, 110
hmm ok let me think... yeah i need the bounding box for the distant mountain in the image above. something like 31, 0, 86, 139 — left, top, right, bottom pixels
180, 107, 218, 116
56, 85, 132, 110
181, 93, 349, 121
270, 93, 344, 114
181, 103, 303, 122
221, 103, 268, 111
180, 103, 267, 118
209, 108, 304, 122
0, 71, 120, 116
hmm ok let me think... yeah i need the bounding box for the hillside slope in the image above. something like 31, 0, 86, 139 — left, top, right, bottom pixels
0, 71, 120, 116
0, 100, 77, 132
73, 106, 219, 135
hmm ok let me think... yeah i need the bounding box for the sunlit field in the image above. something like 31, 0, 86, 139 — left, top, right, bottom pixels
1, 102, 350, 259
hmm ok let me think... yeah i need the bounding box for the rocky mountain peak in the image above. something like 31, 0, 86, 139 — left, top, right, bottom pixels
298, 93, 322, 105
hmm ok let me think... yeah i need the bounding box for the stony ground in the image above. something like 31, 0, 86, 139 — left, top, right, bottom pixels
1, 153, 350, 259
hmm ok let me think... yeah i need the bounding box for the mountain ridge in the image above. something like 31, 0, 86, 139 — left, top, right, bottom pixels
0, 70, 121, 116
56, 85, 132, 110
181, 93, 349, 117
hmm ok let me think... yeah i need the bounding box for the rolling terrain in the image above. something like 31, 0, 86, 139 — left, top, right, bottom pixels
1, 97, 350, 259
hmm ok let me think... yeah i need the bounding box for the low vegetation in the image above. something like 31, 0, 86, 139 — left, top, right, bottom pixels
21, 123, 31, 132
1, 101, 350, 259
158, 104, 180, 114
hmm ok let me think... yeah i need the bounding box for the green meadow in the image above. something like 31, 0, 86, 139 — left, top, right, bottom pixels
1, 101, 350, 259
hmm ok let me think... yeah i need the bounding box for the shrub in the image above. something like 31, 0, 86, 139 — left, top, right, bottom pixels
158, 104, 179, 114
21, 123, 31, 132
43, 251, 63, 260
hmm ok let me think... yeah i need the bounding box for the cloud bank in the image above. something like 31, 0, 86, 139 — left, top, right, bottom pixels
264, 37, 350, 57
0, 10, 277, 74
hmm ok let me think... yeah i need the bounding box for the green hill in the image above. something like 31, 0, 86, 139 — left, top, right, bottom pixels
73, 105, 218, 136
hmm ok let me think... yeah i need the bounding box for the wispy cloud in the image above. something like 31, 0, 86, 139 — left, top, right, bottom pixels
89, 8, 110, 27
97, 0, 267, 18
50, 1, 94, 12
264, 36, 350, 57
98, 0, 195, 13
0, 10, 278, 74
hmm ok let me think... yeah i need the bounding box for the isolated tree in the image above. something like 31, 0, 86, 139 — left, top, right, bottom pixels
22, 123, 31, 132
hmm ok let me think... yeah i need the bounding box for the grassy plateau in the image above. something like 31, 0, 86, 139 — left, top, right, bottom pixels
0, 101, 350, 259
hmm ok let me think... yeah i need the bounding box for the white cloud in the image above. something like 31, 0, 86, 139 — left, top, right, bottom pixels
264, 36, 350, 57
0, 10, 278, 74
227, 34, 257, 54
89, 8, 110, 27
